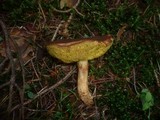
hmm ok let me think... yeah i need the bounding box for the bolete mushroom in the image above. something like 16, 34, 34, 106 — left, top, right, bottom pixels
46, 35, 113, 106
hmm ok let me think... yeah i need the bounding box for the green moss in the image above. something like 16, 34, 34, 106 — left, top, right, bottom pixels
98, 81, 146, 119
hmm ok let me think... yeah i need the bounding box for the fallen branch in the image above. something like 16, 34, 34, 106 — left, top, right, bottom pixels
11, 36, 26, 120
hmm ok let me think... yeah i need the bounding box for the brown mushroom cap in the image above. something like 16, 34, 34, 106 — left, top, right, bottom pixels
46, 35, 113, 63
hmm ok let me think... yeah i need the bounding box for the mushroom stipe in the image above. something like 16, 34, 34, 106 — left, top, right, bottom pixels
46, 35, 113, 106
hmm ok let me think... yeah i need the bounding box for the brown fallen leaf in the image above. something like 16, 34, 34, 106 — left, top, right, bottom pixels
0, 25, 37, 70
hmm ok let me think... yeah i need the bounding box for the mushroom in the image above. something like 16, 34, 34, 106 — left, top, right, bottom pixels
46, 35, 113, 106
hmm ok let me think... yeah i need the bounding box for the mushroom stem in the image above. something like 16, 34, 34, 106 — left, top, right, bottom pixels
77, 60, 93, 106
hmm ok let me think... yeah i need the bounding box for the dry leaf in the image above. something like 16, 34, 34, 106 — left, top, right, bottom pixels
60, 0, 76, 9
0, 26, 36, 66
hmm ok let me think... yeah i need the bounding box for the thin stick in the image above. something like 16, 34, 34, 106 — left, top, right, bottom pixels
51, 13, 73, 41
74, 8, 84, 17
84, 24, 95, 36
31, 59, 40, 79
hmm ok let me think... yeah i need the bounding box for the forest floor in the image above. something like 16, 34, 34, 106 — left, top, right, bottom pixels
0, 0, 160, 119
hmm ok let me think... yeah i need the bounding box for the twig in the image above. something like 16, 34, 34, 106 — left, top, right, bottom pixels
11, 38, 26, 120
84, 24, 95, 36
0, 57, 8, 72
51, 13, 73, 41
74, 8, 84, 17
11, 66, 76, 112
24, 56, 36, 66
84, 0, 91, 7
51, 20, 65, 41
31, 59, 40, 79
0, 20, 16, 112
